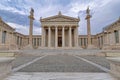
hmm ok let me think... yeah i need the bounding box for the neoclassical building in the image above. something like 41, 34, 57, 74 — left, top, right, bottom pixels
40, 11, 79, 48
0, 8, 120, 50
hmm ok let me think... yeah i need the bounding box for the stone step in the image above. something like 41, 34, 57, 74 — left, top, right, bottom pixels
4, 72, 114, 80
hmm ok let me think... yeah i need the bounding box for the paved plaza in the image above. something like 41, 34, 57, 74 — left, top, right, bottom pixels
4, 50, 114, 80
16, 55, 108, 72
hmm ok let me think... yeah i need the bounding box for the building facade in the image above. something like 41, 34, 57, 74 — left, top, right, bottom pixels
40, 11, 79, 48
0, 8, 120, 50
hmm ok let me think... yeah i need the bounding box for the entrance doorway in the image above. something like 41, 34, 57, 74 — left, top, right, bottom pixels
58, 37, 62, 47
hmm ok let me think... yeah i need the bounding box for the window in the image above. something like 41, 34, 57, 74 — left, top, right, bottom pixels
114, 30, 119, 43
17, 36, 19, 45
84, 38, 86, 46
81, 38, 82, 46
91, 38, 92, 44
98, 37, 100, 46
34, 38, 36, 46
37, 38, 39, 46
20, 37, 22, 46
2, 31, 6, 44
101, 36, 103, 45
28, 38, 29, 44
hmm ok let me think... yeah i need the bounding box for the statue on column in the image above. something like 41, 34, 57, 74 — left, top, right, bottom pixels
30, 8, 34, 16
85, 6, 97, 49
23, 8, 34, 49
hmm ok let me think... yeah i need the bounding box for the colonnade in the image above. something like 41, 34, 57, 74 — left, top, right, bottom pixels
41, 26, 78, 48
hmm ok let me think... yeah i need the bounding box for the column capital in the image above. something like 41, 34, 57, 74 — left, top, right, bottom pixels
62, 26, 65, 28
55, 26, 58, 28
62, 25, 66, 27
55, 25, 58, 27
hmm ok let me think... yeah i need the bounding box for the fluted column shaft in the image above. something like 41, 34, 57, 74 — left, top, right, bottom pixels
29, 19, 33, 45
62, 26, 65, 47
87, 18, 91, 46
41, 27, 45, 47
69, 26, 72, 47
48, 26, 51, 47
55, 26, 58, 48
75, 26, 78, 47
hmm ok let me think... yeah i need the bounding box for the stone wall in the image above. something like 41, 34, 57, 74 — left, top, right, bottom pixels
107, 57, 120, 80
0, 52, 15, 79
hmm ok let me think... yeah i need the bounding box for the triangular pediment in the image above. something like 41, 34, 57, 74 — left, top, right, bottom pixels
41, 13, 80, 22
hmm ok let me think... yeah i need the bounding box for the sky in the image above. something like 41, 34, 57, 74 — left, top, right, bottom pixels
0, 0, 120, 35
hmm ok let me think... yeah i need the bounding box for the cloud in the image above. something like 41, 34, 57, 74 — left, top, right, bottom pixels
0, 0, 29, 15
33, 27, 41, 35
7, 22, 41, 35
7, 22, 29, 35
0, 0, 120, 35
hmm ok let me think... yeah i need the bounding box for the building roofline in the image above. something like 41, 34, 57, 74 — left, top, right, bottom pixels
0, 17, 15, 31
40, 12, 80, 22
103, 17, 120, 31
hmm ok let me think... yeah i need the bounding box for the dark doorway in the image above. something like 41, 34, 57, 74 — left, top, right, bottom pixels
58, 37, 62, 47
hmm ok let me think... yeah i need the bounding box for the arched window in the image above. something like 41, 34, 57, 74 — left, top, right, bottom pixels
2, 31, 6, 44
114, 30, 119, 43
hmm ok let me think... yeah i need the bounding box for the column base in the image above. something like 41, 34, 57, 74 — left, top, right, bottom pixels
9, 44, 18, 50
38, 46, 83, 49
23, 44, 33, 49
87, 45, 98, 49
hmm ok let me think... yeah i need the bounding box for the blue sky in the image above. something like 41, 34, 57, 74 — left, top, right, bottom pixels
0, 0, 120, 35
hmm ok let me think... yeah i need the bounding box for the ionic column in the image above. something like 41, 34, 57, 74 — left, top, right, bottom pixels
82, 38, 84, 47
99, 37, 101, 47
103, 33, 107, 45
55, 26, 58, 48
0, 29, 2, 44
119, 30, 120, 44
69, 26, 72, 47
19, 36, 21, 46
109, 32, 114, 45
112, 32, 115, 44
75, 26, 78, 47
36, 38, 37, 47
106, 33, 109, 45
48, 26, 51, 47
41, 27, 45, 47
11, 32, 14, 44
62, 26, 65, 47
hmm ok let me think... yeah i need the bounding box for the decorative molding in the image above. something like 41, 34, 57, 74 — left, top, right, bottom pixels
41, 13, 79, 22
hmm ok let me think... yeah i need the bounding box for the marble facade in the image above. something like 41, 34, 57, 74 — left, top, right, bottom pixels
40, 11, 79, 48
0, 8, 120, 50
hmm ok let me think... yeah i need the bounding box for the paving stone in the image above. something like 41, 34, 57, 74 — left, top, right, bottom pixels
81, 56, 110, 69
18, 55, 105, 72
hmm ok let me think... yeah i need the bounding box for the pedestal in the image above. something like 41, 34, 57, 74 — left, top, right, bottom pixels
107, 57, 120, 80
0, 57, 15, 79
23, 44, 33, 49
87, 44, 98, 49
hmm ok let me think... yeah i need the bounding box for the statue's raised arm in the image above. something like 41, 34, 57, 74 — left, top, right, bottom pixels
30, 8, 34, 16
86, 6, 90, 14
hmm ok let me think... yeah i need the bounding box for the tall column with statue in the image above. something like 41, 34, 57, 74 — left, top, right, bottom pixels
24, 8, 34, 49
29, 8, 34, 46
85, 7, 96, 49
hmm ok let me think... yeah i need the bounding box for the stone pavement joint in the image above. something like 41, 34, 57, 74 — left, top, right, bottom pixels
17, 55, 105, 72
74, 55, 110, 72
12, 55, 47, 72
